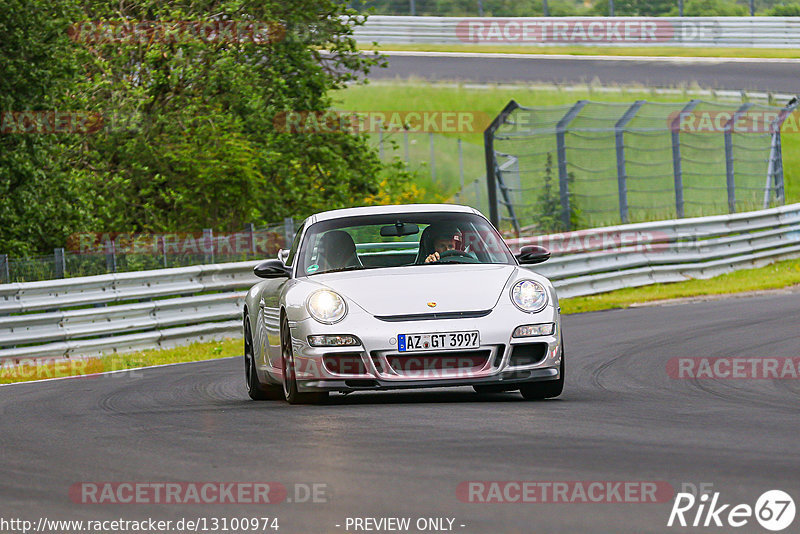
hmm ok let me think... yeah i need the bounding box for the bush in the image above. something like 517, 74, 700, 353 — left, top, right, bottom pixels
767, 2, 800, 15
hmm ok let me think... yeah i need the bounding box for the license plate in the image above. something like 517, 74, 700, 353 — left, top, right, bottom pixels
398, 331, 480, 352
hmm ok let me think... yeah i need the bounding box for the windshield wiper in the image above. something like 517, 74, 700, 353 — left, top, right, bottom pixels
318, 265, 382, 274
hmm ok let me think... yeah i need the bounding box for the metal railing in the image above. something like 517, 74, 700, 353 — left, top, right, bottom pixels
355, 16, 800, 48
1, 203, 799, 361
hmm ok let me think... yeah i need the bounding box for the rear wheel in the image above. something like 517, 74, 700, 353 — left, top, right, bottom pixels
519, 338, 564, 400
280, 314, 328, 405
244, 317, 282, 400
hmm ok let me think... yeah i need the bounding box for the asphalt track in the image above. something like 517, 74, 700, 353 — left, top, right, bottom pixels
370, 51, 800, 93
2, 291, 799, 533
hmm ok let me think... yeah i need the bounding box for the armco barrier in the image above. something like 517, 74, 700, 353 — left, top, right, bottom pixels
355, 16, 800, 48
1, 204, 799, 361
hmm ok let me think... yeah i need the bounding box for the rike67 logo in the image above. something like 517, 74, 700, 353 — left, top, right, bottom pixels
668, 489, 795, 531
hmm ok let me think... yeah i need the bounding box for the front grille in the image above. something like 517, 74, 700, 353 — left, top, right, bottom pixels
322, 353, 366, 375
386, 350, 491, 373
374, 310, 492, 322
509, 343, 548, 367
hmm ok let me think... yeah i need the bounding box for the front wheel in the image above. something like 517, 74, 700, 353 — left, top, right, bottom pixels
519, 338, 564, 401
244, 317, 282, 400
280, 315, 328, 405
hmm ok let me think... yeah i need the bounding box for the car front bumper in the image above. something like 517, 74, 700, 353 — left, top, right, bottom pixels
288, 304, 562, 393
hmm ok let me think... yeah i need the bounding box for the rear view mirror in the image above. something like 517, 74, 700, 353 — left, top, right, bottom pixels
517, 245, 551, 265
380, 222, 419, 237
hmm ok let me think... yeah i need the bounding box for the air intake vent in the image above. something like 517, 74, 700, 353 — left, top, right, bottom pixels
509, 343, 548, 367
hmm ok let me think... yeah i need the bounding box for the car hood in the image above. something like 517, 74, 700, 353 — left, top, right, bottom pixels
313, 264, 518, 316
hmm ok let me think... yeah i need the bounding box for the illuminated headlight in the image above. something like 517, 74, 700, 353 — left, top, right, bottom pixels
308, 334, 360, 347
513, 323, 555, 338
510, 280, 548, 313
307, 290, 347, 324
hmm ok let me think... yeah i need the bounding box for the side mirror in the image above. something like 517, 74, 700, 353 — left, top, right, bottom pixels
517, 245, 551, 265
254, 259, 290, 279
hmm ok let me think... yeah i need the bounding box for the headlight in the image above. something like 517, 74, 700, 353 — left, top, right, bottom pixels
307, 289, 347, 324
510, 280, 548, 313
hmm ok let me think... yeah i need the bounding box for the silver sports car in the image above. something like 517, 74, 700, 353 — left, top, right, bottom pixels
243, 204, 563, 404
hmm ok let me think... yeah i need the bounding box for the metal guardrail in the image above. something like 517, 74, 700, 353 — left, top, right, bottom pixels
1, 204, 799, 361
355, 16, 800, 48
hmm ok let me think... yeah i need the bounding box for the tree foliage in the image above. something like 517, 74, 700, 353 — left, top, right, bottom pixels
1, 0, 418, 255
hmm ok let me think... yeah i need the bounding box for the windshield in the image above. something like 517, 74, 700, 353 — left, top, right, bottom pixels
296, 212, 515, 276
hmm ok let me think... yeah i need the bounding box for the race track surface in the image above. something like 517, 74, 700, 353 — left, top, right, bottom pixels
2, 292, 799, 533
370, 52, 800, 93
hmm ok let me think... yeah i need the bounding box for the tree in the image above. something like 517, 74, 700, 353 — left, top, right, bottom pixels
0, 0, 95, 255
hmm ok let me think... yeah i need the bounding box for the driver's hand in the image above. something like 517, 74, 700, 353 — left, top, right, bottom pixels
425, 252, 440, 263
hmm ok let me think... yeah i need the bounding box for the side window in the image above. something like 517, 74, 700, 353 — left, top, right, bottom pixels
284, 223, 304, 267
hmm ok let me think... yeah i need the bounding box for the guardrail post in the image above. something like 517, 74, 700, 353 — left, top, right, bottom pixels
54, 248, 66, 279
0, 254, 9, 284
556, 100, 587, 231
614, 100, 645, 224
724, 103, 753, 214
203, 229, 214, 264
283, 218, 295, 248
671, 99, 699, 219
104, 240, 116, 273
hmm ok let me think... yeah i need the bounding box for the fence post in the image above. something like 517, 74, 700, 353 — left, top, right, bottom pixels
556, 100, 587, 231
104, 240, 116, 273
614, 100, 645, 224
0, 254, 9, 284
484, 100, 521, 228
671, 100, 699, 219
765, 98, 798, 207
245, 223, 256, 255
283, 218, 295, 248
378, 119, 384, 160
202, 229, 214, 264
723, 103, 753, 214
608, 0, 614, 16
54, 248, 66, 278
542, 0, 549, 16
429, 132, 436, 182
458, 138, 464, 194
160, 236, 167, 268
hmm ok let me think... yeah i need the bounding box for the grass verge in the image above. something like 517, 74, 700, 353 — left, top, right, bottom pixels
360, 44, 800, 59
560, 257, 800, 314
0, 337, 241, 385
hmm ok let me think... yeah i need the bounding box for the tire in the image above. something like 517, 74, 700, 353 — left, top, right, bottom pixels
244, 317, 282, 400
280, 314, 328, 405
519, 337, 564, 401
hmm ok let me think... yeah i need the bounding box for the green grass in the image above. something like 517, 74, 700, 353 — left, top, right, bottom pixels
560, 257, 800, 314
360, 43, 800, 59
0, 337, 241, 384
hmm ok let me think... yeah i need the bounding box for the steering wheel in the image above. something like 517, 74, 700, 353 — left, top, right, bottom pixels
437, 249, 477, 263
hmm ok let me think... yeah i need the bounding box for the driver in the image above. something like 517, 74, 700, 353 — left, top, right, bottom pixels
424, 223, 463, 263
